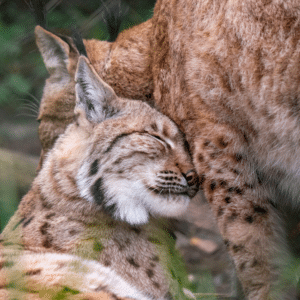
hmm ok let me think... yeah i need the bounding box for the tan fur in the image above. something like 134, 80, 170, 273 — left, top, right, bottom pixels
34, 1, 300, 298
150, 1, 300, 298
1, 56, 198, 299
36, 21, 154, 169
86, 19, 153, 102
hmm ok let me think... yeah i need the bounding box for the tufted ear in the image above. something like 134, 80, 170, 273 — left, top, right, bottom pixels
75, 56, 119, 123
35, 25, 71, 81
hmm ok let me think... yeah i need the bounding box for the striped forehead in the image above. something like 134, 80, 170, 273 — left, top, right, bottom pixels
150, 120, 182, 148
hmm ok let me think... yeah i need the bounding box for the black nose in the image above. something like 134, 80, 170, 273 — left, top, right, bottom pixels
184, 169, 198, 187
183, 170, 199, 197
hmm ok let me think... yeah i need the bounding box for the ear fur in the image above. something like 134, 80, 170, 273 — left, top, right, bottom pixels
35, 25, 70, 79
75, 56, 119, 123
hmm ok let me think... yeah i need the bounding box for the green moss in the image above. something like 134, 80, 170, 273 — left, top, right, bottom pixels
7, 282, 17, 289
148, 237, 162, 245
144, 219, 190, 300
1, 213, 23, 247
93, 241, 104, 252
52, 286, 80, 300
12, 218, 24, 231
3, 261, 14, 268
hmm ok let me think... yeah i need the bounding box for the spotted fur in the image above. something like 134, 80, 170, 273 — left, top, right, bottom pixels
0, 56, 199, 299
35, 2, 300, 298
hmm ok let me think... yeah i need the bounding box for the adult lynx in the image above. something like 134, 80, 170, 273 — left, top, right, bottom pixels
35, 0, 300, 298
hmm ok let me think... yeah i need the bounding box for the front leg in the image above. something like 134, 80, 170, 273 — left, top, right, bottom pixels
192, 125, 296, 300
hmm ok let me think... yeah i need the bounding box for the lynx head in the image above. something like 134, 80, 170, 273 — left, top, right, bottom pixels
35, 25, 151, 171
40, 56, 198, 225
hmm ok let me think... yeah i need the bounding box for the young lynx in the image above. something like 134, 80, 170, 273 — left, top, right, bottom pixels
0, 56, 199, 300
35, 0, 300, 298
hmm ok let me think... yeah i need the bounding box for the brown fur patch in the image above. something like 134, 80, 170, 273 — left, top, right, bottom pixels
126, 257, 140, 268
25, 269, 42, 276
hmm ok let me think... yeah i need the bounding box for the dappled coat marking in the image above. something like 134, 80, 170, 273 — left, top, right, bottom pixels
0, 54, 199, 299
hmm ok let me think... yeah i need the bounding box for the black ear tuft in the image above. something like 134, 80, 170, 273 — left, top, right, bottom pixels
75, 56, 119, 123
30, 0, 47, 29
71, 28, 88, 58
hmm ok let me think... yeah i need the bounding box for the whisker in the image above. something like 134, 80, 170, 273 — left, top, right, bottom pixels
15, 112, 38, 119
126, 175, 161, 194
19, 103, 39, 112
17, 107, 39, 115
23, 101, 40, 109
18, 95, 41, 108
17, 97, 39, 104
25, 92, 40, 104
21, 101, 39, 108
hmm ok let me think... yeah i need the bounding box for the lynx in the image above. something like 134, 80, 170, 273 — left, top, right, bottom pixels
0, 56, 199, 299
34, 0, 300, 298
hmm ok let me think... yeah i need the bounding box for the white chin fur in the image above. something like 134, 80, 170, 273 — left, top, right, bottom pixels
105, 179, 150, 225
107, 196, 150, 225
105, 178, 190, 225
143, 194, 190, 218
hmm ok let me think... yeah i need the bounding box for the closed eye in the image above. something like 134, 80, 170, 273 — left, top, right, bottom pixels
150, 134, 170, 147
143, 132, 168, 147
151, 134, 164, 142
146, 133, 173, 149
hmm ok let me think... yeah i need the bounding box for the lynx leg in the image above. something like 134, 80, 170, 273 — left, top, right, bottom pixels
192, 125, 295, 300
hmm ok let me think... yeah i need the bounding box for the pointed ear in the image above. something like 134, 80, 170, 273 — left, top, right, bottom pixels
35, 25, 70, 79
75, 56, 119, 123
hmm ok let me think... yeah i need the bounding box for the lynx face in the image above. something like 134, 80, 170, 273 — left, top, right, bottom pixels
41, 56, 198, 225
75, 129, 198, 225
